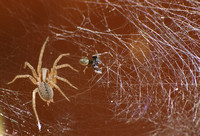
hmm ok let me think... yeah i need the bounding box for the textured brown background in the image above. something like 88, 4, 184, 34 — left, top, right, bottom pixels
0, 0, 199, 136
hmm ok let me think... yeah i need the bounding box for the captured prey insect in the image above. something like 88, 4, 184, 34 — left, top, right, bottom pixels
79, 52, 108, 74
7, 36, 79, 131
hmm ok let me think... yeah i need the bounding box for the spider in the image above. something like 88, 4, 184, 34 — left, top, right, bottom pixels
7, 36, 78, 131
79, 52, 108, 74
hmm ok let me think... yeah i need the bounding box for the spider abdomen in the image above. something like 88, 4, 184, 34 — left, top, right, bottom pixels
79, 58, 90, 66
38, 82, 54, 102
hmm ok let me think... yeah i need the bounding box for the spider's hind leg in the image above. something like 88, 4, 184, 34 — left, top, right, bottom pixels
55, 75, 78, 90
32, 88, 42, 131
48, 79, 70, 102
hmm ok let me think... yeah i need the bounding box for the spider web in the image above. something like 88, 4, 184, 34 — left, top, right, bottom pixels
0, 0, 200, 135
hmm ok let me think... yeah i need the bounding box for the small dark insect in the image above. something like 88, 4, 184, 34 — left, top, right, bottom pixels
79, 52, 108, 74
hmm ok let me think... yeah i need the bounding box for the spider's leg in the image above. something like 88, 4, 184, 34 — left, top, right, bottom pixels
32, 88, 41, 131
55, 75, 78, 90
94, 52, 108, 57
56, 64, 79, 72
7, 75, 37, 85
24, 61, 39, 81
47, 79, 70, 102
83, 66, 88, 74
51, 53, 70, 75
53, 53, 70, 68
37, 36, 49, 79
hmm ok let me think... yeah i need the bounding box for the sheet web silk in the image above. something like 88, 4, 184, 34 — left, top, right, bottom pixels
0, 0, 199, 135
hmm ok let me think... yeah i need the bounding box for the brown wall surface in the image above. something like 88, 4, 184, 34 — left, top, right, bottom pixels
0, 0, 199, 135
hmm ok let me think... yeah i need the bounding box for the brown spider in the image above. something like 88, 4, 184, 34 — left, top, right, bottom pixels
7, 36, 78, 131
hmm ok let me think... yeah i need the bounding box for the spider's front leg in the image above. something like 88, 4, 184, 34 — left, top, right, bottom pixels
37, 36, 49, 80
7, 75, 38, 85
52, 53, 70, 68
51, 53, 72, 74
32, 88, 42, 131
24, 61, 39, 81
